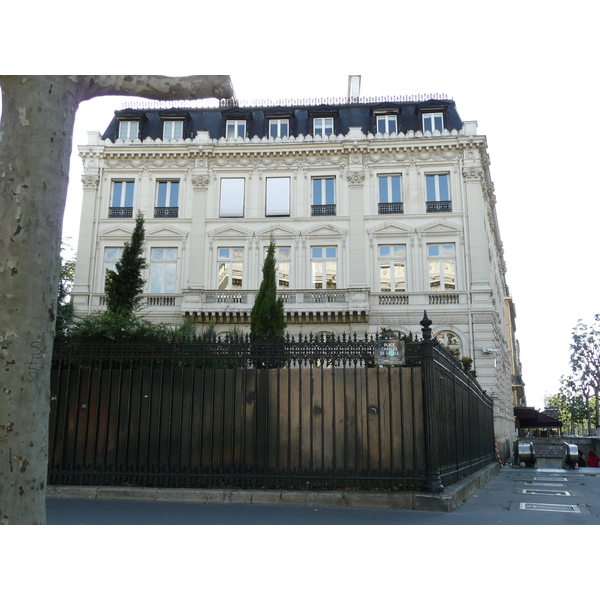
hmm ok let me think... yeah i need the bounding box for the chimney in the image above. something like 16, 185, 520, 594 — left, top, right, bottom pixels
348, 75, 361, 102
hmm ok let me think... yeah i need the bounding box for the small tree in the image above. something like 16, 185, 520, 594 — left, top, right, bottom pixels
251, 239, 286, 338
55, 243, 76, 339
104, 211, 148, 315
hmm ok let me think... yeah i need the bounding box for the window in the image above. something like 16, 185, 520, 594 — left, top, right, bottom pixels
379, 245, 406, 292
435, 331, 461, 353
269, 119, 289, 138
378, 175, 403, 214
118, 121, 139, 140
266, 177, 290, 217
104, 248, 124, 279
109, 181, 134, 217
150, 248, 178, 293
426, 174, 451, 212
226, 120, 246, 140
423, 112, 444, 133
219, 178, 245, 217
312, 177, 336, 216
313, 117, 334, 136
265, 246, 291, 289
155, 181, 179, 218
376, 114, 397, 134
311, 247, 337, 289
163, 120, 183, 140
428, 244, 456, 291
217, 248, 244, 290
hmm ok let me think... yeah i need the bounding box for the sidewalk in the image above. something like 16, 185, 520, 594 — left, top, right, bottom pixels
47, 462, 500, 513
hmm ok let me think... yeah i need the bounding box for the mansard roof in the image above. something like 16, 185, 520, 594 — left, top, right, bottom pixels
103, 96, 463, 142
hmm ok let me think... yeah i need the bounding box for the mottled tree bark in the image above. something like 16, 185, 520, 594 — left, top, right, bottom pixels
0, 75, 233, 524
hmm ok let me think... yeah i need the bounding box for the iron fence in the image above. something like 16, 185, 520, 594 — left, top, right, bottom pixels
49, 314, 494, 492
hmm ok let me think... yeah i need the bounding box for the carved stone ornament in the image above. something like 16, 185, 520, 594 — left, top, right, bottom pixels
192, 175, 210, 188
347, 171, 366, 186
462, 167, 483, 180
81, 175, 100, 188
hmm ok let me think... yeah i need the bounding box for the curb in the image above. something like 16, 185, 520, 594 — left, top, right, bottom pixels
47, 462, 500, 513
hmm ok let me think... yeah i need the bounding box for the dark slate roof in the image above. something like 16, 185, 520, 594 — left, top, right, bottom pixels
101, 99, 463, 142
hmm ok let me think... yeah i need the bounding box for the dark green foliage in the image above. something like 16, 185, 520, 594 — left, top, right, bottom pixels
104, 211, 147, 315
251, 239, 286, 337
55, 243, 76, 339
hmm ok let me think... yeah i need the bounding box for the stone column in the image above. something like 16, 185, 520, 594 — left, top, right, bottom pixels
346, 169, 367, 287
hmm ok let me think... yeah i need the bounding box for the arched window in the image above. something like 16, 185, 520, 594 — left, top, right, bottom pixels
435, 330, 462, 354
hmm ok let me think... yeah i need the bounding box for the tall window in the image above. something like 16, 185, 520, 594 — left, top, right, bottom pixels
266, 177, 290, 217
269, 119, 289, 138
118, 121, 139, 140
217, 248, 244, 290
378, 175, 403, 214
376, 114, 397, 134
311, 247, 337, 289
379, 245, 406, 292
163, 120, 183, 140
426, 174, 451, 212
423, 113, 444, 133
155, 181, 179, 218
265, 246, 291, 289
313, 117, 334, 136
428, 244, 456, 291
226, 120, 246, 140
435, 331, 461, 354
150, 248, 178, 293
104, 248, 124, 284
312, 177, 336, 216
110, 181, 134, 217
219, 178, 245, 217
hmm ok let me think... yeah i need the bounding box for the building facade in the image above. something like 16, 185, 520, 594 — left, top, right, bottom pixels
72, 82, 524, 454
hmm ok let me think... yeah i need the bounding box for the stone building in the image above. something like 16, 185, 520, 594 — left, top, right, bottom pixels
71, 77, 524, 455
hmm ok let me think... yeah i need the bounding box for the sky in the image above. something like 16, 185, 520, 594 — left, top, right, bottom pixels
3, 0, 598, 412
2, 0, 598, 585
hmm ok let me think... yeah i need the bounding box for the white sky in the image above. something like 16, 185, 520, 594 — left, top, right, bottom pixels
2, 0, 598, 415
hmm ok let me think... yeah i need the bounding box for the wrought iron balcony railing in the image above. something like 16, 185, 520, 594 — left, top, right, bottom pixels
426, 201, 452, 213
378, 202, 404, 214
108, 207, 133, 218
312, 204, 336, 216
154, 206, 179, 218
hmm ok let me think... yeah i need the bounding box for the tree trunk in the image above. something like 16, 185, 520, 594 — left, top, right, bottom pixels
0, 75, 233, 524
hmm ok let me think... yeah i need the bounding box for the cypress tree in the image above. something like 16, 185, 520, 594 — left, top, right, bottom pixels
250, 239, 286, 337
105, 211, 148, 315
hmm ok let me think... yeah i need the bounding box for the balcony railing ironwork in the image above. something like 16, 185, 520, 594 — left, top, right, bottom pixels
378, 202, 404, 215
154, 206, 179, 218
426, 201, 452, 213
108, 207, 133, 218
312, 205, 336, 217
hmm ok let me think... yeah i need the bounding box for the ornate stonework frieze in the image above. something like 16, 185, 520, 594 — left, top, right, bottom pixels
81, 175, 99, 188
347, 171, 365, 186
192, 175, 210, 188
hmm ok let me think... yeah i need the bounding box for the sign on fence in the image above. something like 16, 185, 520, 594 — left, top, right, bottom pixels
374, 332, 405, 366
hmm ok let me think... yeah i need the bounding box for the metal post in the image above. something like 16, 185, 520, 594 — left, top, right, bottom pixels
420, 311, 444, 493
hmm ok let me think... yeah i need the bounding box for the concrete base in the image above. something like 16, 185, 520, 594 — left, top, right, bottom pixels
47, 463, 501, 513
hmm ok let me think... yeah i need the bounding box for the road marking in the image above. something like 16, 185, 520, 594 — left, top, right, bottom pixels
519, 502, 581, 513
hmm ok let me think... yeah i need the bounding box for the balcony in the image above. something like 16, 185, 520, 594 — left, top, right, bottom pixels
378, 202, 403, 215
154, 206, 179, 218
311, 204, 336, 217
426, 201, 452, 213
108, 207, 133, 218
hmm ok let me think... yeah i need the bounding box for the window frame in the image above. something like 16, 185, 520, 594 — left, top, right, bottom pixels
313, 117, 334, 137
311, 246, 337, 289
268, 118, 290, 138
376, 114, 397, 134
264, 245, 291, 289
219, 178, 245, 218
378, 245, 407, 292
265, 177, 291, 217
149, 248, 178, 294
427, 243, 456, 291
422, 112, 444, 133
118, 120, 139, 140
312, 176, 336, 216
226, 120, 246, 140
378, 174, 403, 214
109, 181, 135, 217
217, 247, 244, 290
163, 120, 184, 140
155, 180, 180, 218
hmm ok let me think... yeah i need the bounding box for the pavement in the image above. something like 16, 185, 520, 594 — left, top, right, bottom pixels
45, 462, 600, 524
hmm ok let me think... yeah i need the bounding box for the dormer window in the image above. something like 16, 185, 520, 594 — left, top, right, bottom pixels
118, 121, 139, 140
423, 112, 444, 133
163, 120, 183, 140
269, 119, 289, 138
376, 114, 397, 134
226, 120, 246, 140
313, 117, 334, 137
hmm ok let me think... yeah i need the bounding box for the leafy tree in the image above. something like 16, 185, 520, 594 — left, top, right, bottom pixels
569, 315, 600, 428
55, 243, 76, 339
544, 377, 596, 433
104, 211, 147, 315
251, 239, 286, 338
